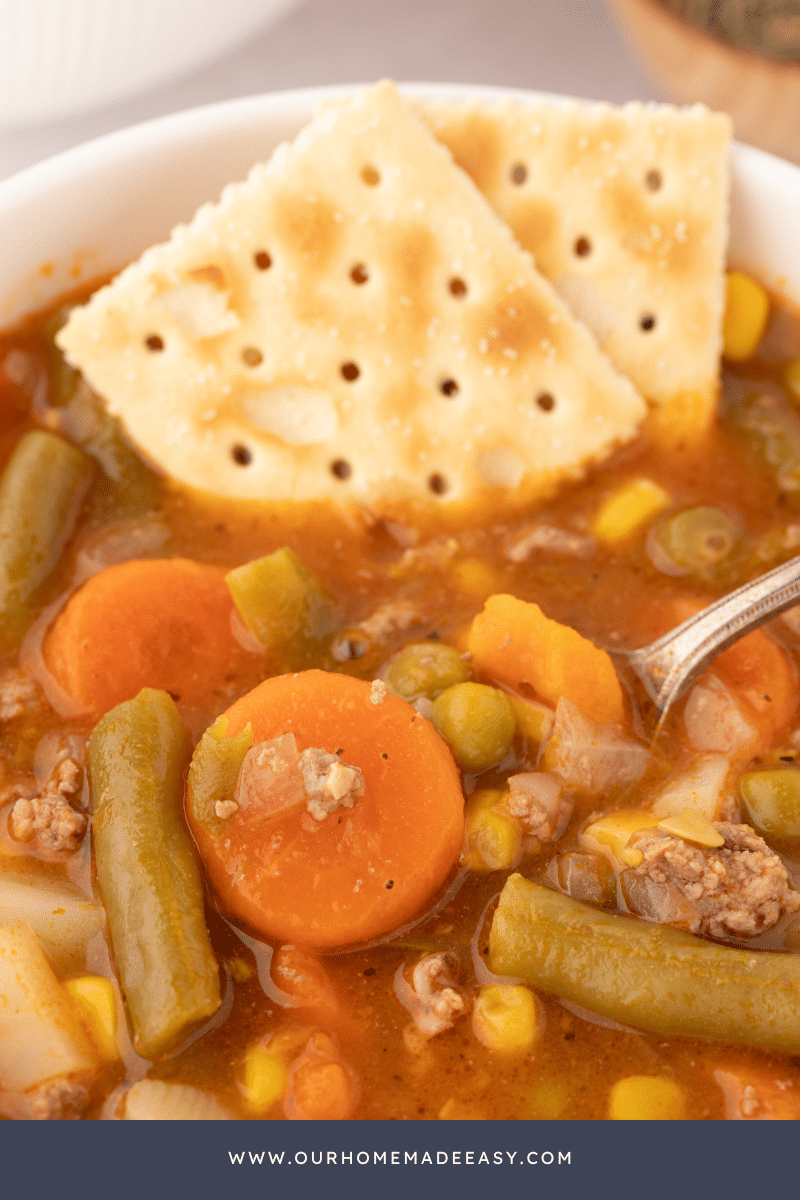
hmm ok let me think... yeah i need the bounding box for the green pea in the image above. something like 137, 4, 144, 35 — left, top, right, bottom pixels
385, 641, 468, 700
650, 505, 741, 581
431, 682, 516, 773
739, 768, 800, 841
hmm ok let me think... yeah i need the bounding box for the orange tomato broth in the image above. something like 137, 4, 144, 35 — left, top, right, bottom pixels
3, 281, 800, 1121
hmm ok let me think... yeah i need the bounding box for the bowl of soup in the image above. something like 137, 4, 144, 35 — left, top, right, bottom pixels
2, 83, 800, 1122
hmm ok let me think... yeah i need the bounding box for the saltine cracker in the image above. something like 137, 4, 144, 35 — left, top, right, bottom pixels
57, 81, 647, 517
420, 96, 730, 438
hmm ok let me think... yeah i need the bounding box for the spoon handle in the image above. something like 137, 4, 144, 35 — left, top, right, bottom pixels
620, 553, 800, 712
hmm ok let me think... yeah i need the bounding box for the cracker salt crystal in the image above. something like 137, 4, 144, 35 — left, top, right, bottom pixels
57, 81, 647, 515
418, 95, 731, 437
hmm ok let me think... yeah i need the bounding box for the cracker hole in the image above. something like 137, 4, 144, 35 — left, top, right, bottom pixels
331, 458, 352, 480
574, 236, 592, 258
231, 444, 252, 466
254, 250, 272, 270
428, 473, 448, 495
536, 392, 556, 412
351, 263, 369, 285
341, 361, 360, 381
645, 168, 663, 192
449, 277, 467, 298
440, 378, 459, 397
639, 313, 657, 332
241, 346, 263, 367
145, 334, 164, 352
361, 164, 381, 186
510, 162, 527, 185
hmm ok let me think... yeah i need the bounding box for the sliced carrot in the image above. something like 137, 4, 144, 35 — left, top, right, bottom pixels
714, 628, 796, 741
187, 670, 465, 949
43, 558, 255, 717
467, 593, 625, 726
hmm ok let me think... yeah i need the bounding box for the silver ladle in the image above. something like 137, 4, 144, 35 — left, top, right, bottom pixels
609, 553, 800, 721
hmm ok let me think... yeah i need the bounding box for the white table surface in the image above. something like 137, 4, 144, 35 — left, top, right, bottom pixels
0, 0, 661, 184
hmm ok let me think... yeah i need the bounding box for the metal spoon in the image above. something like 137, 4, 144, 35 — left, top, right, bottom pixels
609, 553, 800, 720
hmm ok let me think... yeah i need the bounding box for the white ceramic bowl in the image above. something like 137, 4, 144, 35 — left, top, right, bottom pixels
1, 82, 800, 330
0, 0, 301, 126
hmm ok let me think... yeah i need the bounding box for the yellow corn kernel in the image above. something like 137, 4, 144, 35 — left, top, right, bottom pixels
242, 1043, 287, 1114
464, 792, 522, 871
580, 810, 657, 866
657, 807, 724, 848
508, 696, 555, 746
608, 1075, 686, 1120
64, 975, 119, 1062
723, 270, 769, 361
472, 984, 539, 1053
451, 557, 501, 599
785, 359, 800, 403
592, 478, 671, 545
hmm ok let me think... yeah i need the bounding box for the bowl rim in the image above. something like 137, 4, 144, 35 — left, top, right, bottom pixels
2, 80, 800, 325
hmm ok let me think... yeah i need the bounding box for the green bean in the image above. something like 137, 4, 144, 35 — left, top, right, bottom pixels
89, 688, 220, 1058
385, 641, 468, 700
225, 547, 336, 669
739, 768, 800, 841
431, 681, 516, 773
490, 875, 800, 1053
0, 430, 93, 648
187, 713, 253, 835
650, 505, 741, 582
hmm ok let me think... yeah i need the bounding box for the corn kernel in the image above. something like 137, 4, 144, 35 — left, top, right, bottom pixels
465, 793, 522, 871
657, 807, 724, 848
508, 696, 555, 746
472, 984, 539, 1053
451, 557, 501, 598
64, 975, 119, 1061
592, 478, 671, 544
723, 270, 769, 361
608, 1075, 686, 1120
785, 359, 800, 403
242, 1044, 287, 1114
581, 810, 657, 866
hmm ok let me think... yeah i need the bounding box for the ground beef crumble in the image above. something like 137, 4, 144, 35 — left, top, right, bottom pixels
0, 668, 45, 722
9, 752, 86, 854
628, 821, 800, 938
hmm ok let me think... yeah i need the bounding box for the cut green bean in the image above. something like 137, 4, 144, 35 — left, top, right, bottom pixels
0, 430, 93, 648
650, 505, 741, 581
187, 713, 253, 835
225, 547, 336, 669
89, 688, 220, 1058
490, 875, 800, 1054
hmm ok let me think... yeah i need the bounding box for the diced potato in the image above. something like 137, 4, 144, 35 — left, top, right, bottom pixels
64, 976, 119, 1062
592, 478, 670, 545
608, 1075, 686, 1120
650, 754, 732, 822
0, 860, 104, 971
580, 810, 657, 867
468, 594, 624, 726
242, 1043, 287, 1114
722, 270, 769, 361
472, 984, 539, 1053
0, 923, 99, 1093
123, 1079, 234, 1120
